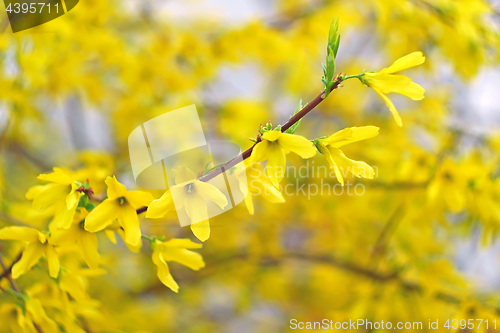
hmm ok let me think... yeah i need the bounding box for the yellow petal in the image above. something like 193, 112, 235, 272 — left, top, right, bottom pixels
44, 245, 60, 278
249, 140, 269, 164
105, 230, 117, 244
84, 199, 119, 233
117, 229, 142, 253
25, 298, 59, 333
66, 189, 82, 210
54, 194, 81, 229
328, 147, 375, 179
364, 73, 411, 93
265, 143, 286, 185
256, 179, 286, 203
320, 145, 344, 186
49, 225, 79, 245
244, 193, 254, 215
326, 126, 380, 148
146, 187, 181, 219
25, 185, 46, 200
194, 180, 228, 209
12, 242, 44, 279
162, 247, 205, 271
277, 133, 316, 159
262, 130, 281, 142
117, 204, 141, 247
396, 81, 425, 100
173, 166, 197, 184
152, 247, 179, 293
78, 232, 100, 269
105, 176, 128, 200
163, 238, 203, 249
381, 52, 425, 74
190, 219, 210, 242
185, 193, 209, 225
125, 191, 154, 209
32, 184, 69, 210
372, 88, 403, 127
0, 226, 40, 243
38, 170, 73, 186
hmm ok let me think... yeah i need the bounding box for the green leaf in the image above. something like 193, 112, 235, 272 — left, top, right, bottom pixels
322, 17, 341, 98
286, 100, 305, 134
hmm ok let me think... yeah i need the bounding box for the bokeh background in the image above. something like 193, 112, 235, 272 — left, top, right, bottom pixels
1, 0, 500, 332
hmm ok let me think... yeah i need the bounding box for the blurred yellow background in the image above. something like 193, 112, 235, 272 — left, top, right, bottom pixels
1, 0, 500, 332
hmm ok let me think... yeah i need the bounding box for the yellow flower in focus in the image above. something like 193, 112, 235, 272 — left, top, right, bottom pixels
235, 161, 285, 215
361, 52, 426, 126
250, 131, 317, 185
315, 126, 379, 186
84, 176, 154, 247
0, 226, 60, 278
151, 238, 205, 293
146, 166, 228, 242
26, 168, 83, 229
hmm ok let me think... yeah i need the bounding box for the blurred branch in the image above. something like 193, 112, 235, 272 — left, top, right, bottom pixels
0, 252, 22, 281
0, 211, 31, 227
8, 143, 51, 170
368, 204, 406, 269
201, 251, 496, 311
0, 253, 20, 293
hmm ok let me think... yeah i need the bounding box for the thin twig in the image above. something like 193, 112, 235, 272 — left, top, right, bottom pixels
0, 253, 20, 293
0, 252, 22, 281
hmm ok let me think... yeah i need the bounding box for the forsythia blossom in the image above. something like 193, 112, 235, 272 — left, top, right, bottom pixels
360, 52, 425, 126
250, 130, 317, 185
146, 166, 228, 242
315, 126, 379, 186
151, 238, 205, 293
84, 176, 154, 247
0, 226, 60, 278
235, 161, 285, 215
26, 168, 83, 229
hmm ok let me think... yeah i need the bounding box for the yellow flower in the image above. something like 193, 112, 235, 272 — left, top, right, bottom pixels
427, 158, 468, 213
315, 126, 379, 186
361, 52, 425, 127
235, 161, 285, 215
151, 238, 205, 293
50, 211, 100, 269
250, 131, 317, 185
26, 168, 83, 229
146, 166, 228, 242
23, 297, 59, 333
0, 226, 60, 278
84, 176, 154, 247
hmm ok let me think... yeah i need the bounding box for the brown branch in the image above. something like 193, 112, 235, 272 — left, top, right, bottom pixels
0, 211, 31, 227
0, 252, 22, 281
0, 253, 20, 293
198, 251, 488, 310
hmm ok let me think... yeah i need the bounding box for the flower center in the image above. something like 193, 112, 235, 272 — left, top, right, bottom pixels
185, 183, 196, 194
118, 197, 127, 205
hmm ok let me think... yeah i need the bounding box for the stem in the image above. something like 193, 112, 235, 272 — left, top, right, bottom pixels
0, 252, 22, 281
0, 254, 20, 293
